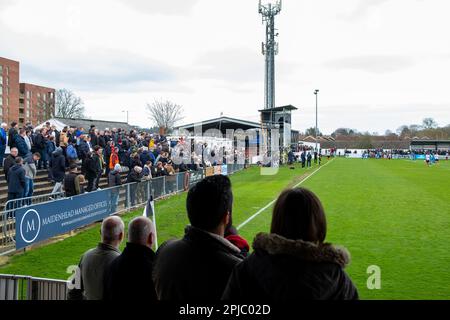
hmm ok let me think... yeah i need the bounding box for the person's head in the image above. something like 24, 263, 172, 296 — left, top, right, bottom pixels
114, 164, 121, 172
101, 216, 124, 247
1, 123, 7, 130
128, 216, 155, 248
10, 147, 18, 157
11, 121, 17, 128
69, 163, 78, 172
19, 128, 26, 137
134, 166, 142, 174
32, 152, 41, 161
15, 157, 23, 165
145, 161, 152, 167
186, 175, 233, 235
271, 188, 327, 243
93, 145, 101, 153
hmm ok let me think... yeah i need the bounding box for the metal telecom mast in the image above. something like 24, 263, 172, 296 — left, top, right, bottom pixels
259, 0, 281, 110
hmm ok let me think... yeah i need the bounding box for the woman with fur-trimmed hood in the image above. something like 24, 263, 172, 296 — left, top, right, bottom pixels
222, 187, 358, 300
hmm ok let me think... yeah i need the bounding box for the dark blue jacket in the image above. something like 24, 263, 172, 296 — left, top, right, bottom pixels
50, 148, 66, 182
0, 128, 6, 147
78, 140, 90, 160
15, 135, 31, 158
8, 164, 26, 194
140, 151, 155, 165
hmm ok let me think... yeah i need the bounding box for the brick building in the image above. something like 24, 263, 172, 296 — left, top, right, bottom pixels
0, 56, 55, 127
0, 57, 20, 125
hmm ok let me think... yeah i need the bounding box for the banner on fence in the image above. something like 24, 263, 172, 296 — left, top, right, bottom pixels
15, 188, 116, 250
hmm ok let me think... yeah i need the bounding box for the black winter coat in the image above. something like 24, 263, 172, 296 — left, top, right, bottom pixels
8, 164, 26, 194
49, 148, 66, 182
103, 242, 157, 301
153, 226, 243, 301
222, 233, 359, 300
83, 156, 98, 179
3, 155, 16, 182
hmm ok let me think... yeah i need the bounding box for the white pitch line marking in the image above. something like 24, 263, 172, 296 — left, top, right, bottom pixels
236, 159, 335, 230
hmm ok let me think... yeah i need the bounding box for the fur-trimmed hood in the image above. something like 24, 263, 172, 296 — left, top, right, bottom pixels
252, 232, 351, 268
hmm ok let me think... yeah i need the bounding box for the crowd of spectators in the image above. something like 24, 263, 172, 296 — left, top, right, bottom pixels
1, 121, 238, 204
68, 175, 358, 301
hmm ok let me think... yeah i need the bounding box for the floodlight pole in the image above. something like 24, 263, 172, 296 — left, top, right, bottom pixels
259, 0, 282, 158
314, 89, 319, 153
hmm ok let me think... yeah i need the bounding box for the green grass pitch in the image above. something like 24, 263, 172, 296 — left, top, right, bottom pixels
1, 158, 449, 299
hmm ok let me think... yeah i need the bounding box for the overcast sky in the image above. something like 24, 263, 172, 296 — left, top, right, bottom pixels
1, 0, 449, 134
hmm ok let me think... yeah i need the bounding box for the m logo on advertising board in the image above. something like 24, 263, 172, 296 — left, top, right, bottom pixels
19, 209, 41, 244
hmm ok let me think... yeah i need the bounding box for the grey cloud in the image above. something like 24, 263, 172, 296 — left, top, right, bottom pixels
337, 0, 389, 21
323, 55, 415, 74
20, 49, 179, 92
114, 0, 200, 16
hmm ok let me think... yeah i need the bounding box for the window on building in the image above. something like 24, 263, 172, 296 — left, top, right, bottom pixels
6, 77, 8, 86
0, 76, 2, 85
27, 100, 30, 109
0, 99, 3, 107
26, 91, 30, 99
6, 86, 8, 95
0, 87, 2, 95
5, 66, 8, 75
43, 94, 46, 101
6, 97, 8, 105
0, 65, 3, 74
50, 92, 54, 99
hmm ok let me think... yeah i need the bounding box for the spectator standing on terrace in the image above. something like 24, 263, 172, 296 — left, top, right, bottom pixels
84, 151, 99, 192
0, 123, 7, 167
307, 152, 312, 168
68, 216, 124, 300
7, 157, 26, 202
7, 121, 18, 149
222, 188, 358, 300
23, 152, 41, 202
300, 151, 306, 168
4, 147, 18, 182
45, 135, 56, 169
64, 163, 85, 197
104, 216, 157, 301
153, 175, 243, 300
49, 147, 66, 194
126, 165, 142, 207
34, 128, 47, 169
15, 128, 31, 158
92, 146, 105, 190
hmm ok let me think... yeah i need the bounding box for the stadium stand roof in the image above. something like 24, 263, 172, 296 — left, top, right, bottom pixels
175, 116, 261, 134
35, 117, 136, 132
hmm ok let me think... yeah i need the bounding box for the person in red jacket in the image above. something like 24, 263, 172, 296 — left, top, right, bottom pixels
224, 217, 250, 257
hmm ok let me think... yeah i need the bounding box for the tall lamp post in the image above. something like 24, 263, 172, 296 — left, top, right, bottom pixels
314, 89, 319, 153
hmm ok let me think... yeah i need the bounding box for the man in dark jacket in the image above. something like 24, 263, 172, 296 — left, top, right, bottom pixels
103, 216, 157, 301
3, 147, 18, 182
7, 157, 26, 201
50, 147, 66, 194
33, 128, 47, 169
7, 121, 18, 149
15, 129, 31, 158
153, 175, 243, 300
83, 152, 98, 192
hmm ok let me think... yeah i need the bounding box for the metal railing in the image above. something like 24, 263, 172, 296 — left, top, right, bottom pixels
0, 164, 245, 255
0, 274, 67, 300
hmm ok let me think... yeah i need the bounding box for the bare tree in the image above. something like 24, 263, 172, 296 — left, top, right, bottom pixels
422, 117, 438, 129
146, 99, 184, 134
55, 88, 86, 119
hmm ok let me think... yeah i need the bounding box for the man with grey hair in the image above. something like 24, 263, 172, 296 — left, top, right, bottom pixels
68, 216, 124, 300
103, 216, 157, 300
